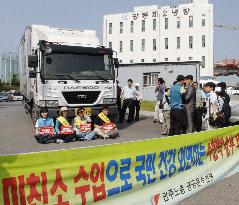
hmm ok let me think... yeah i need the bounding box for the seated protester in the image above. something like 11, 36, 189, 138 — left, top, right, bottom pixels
55, 107, 76, 143
34, 108, 56, 144
94, 105, 119, 139
74, 107, 96, 141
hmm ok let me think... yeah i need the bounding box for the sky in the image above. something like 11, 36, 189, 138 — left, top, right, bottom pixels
0, 0, 238, 62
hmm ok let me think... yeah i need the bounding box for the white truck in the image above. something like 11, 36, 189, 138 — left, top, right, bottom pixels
19, 25, 119, 121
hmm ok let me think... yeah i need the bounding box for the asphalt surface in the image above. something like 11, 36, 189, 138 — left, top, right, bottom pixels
0, 101, 239, 205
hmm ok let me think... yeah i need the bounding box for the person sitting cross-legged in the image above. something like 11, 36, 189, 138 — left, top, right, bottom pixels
34, 107, 56, 144
74, 107, 96, 141
94, 105, 119, 139
55, 107, 76, 143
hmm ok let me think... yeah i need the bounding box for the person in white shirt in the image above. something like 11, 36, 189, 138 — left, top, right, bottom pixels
119, 79, 137, 123
204, 82, 217, 130
134, 83, 143, 121
162, 88, 171, 135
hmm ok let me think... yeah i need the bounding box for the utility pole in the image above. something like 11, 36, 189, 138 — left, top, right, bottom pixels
9, 54, 12, 86
3, 60, 7, 83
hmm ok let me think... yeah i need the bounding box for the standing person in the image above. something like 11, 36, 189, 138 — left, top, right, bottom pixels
169, 75, 186, 136
218, 82, 230, 104
34, 108, 56, 144
183, 75, 196, 133
203, 82, 217, 130
94, 105, 119, 139
162, 88, 171, 135
116, 80, 122, 114
134, 83, 143, 121
193, 82, 205, 132
55, 107, 76, 143
217, 82, 231, 127
154, 78, 165, 124
119, 79, 136, 123
74, 107, 96, 141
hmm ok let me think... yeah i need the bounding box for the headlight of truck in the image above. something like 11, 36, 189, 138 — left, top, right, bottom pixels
38, 100, 58, 107
103, 98, 117, 104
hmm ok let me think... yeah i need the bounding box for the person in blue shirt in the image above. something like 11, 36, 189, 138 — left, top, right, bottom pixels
34, 108, 56, 144
169, 75, 187, 136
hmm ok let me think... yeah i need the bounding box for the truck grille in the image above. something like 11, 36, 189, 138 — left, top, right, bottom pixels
62, 91, 100, 104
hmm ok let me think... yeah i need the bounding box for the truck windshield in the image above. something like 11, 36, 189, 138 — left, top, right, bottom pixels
42, 53, 114, 80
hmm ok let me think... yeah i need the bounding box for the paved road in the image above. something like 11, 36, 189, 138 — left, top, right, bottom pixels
0, 102, 239, 205
0, 102, 163, 155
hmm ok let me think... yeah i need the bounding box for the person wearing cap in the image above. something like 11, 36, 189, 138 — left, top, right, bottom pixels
74, 107, 96, 141
134, 83, 143, 121
34, 108, 56, 144
119, 79, 137, 123
55, 107, 76, 143
203, 82, 217, 129
94, 105, 119, 139
183, 75, 196, 133
169, 75, 186, 136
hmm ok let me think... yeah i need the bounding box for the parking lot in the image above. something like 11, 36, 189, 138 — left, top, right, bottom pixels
0, 101, 239, 204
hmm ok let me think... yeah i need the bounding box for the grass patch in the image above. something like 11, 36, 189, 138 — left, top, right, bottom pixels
141, 100, 156, 112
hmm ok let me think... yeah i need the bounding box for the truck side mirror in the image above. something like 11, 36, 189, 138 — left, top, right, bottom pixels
29, 70, 37, 78
28, 55, 38, 68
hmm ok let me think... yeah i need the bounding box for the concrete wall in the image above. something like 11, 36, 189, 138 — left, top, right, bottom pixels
117, 62, 200, 101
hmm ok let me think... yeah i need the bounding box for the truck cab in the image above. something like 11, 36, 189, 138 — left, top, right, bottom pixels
19, 25, 119, 121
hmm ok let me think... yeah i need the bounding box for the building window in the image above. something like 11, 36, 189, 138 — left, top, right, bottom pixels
189, 57, 193, 61
153, 19, 157, 30
165, 38, 168, 49
130, 21, 134, 33
202, 14, 206, 26
130, 59, 133, 63
202, 35, 206, 47
153, 39, 157, 51
141, 59, 145, 63
143, 72, 160, 87
120, 22, 123, 33
202, 56, 206, 68
141, 39, 145, 51
189, 36, 193, 49
177, 37, 180, 49
109, 42, 112, 48
177, 17, 180, 28
119, 41, 123, 52
153, 58, 156, 62
165, 18, 168, 29
109, 23, 112, 34
177, 57, 181, 61
142, 20, 146, 32
165, 58, 168, 62
189, 16, 193, 27
130, 40, 134, 51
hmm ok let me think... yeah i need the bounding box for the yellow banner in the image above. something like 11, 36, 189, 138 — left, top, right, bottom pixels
1, 126, 239, 205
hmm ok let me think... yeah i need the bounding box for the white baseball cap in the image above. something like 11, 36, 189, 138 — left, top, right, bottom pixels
60, 107, 69, 112
135, 83, 140, 87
